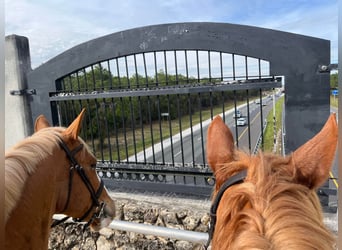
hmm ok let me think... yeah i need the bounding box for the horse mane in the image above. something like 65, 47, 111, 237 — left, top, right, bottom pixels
214, 150, 335, 250
5, 127, 66, 223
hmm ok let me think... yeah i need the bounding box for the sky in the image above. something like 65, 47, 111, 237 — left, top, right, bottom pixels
5, 0, 339, 69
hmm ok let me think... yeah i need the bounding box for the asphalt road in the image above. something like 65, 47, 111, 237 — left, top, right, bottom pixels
144, 95, 277, 166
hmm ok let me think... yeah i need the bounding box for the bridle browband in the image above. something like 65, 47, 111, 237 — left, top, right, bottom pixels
205, 169, 247, 249
51, 138, 105, 229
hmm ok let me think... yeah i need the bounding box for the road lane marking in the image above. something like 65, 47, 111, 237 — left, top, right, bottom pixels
329, 171, 338, 188
174, 151, 182, 157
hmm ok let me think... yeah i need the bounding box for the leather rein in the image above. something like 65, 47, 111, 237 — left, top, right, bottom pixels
51, 138, 105, 229
205, 169, 247, 249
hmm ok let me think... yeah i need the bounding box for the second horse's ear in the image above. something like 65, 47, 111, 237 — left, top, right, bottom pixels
206, 116, 235, 174
292, 113, 338, 189
62, 108, 86, 141
34, 115, 51, 132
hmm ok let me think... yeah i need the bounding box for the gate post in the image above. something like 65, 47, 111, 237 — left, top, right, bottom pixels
5, 35, 33, 149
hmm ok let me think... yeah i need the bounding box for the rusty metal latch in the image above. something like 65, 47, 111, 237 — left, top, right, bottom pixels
10, 89, 36, 96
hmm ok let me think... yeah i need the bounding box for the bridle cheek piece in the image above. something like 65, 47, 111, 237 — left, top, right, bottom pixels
51, 138, 105, 230
205, 169, 247, 249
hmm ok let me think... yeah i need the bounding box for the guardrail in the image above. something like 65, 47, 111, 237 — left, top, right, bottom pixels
252, 119, 267, 154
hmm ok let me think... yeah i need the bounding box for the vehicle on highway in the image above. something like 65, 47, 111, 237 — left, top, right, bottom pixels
236, 117, 247, 126
233, 110, 242, 118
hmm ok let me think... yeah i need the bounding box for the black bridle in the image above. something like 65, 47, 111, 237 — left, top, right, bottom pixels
51, 138, 105, 229
205, 169, 247, 249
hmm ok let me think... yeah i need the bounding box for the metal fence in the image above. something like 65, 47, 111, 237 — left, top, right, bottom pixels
49, 49, 281, 194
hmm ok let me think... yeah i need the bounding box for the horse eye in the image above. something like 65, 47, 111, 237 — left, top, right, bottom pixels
90, 164, 97, 169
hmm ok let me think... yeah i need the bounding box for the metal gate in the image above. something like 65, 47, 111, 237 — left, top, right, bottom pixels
26, 22, 331, 198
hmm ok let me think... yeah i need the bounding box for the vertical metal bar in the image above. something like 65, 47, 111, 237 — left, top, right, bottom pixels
154, 52, 158, 87
167, 99, 174, 166
157, 96, 164, 164
245, 56, 251, 152
121, 97, 129, 162
188, 94, 195, 165
222, 91, 225, 123
164, 51, 168, 85
164, 51, 174, 165
220, 52, 223, 81
143, 52, 154, 163
210, 91, 213, 120
174, 51, 179, 85
258, 59, 264, 150
233, 91, 239, 148
154, 52, 164, 164
208, 51, 211, 82
198, 92, 205, 165
99, 63, 112, 162
116, 58, 122, 89
232, 54, 239, 147
139, 100, 146, 163
107, 60, 117, 162
259, 88, 264, 150
60, 78, 68, 126
196, 50, 200, 82
82, 68, 96, 152
177, 94, 184, 166
68, 75, 76, 120
134, 54, 146, 163
111, 102, 120, 162
246, 89, 251, 152
91, 66, 104, 161
147, 96, 155, 164
185, 50, 189, 84
125, 56, 137, 163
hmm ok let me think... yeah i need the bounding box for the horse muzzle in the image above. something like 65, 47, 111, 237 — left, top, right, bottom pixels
90, 201, 115, 231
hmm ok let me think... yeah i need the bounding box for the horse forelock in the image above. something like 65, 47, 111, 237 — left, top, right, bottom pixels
213, 151, 335, 249
5, 127, 65, 222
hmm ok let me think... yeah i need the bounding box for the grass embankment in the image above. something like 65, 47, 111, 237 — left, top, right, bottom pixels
263, 96, 284, 153
330, 95, 338, 108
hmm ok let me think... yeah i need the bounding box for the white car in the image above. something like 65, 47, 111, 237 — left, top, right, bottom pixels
233, 110, 242, 118
236, 117, 247, 126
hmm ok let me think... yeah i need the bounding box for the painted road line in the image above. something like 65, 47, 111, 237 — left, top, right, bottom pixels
329, 171, 338, 188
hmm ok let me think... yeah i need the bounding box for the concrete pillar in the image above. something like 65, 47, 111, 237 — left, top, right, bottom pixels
5, 35, 33, 149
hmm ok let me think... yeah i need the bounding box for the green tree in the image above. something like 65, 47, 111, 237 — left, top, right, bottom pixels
330, 73, 338, 89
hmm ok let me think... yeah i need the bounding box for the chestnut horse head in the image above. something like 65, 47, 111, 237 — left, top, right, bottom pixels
206, 114, 337, 249
5, 109, 116, 249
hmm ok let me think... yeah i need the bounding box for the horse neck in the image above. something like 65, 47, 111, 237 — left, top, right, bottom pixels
5, 150, 65, 249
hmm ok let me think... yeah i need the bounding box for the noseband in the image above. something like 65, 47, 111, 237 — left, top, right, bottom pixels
205, 169, 247, 249
51, 138, 105, 229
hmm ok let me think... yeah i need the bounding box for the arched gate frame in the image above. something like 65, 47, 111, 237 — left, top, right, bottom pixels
26, 22, 331, 198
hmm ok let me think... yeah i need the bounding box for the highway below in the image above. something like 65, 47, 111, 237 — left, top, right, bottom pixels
142, 95, 278, 167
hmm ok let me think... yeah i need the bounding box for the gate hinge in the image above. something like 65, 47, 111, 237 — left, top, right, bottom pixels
10, 89, 36, 96
318, 64, 338, 73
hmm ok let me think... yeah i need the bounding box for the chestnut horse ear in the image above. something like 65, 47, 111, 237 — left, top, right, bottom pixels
62, 108, 86, 141
34, 115, 51, 132
293, 113, 338, 189
206, 116, 235, 173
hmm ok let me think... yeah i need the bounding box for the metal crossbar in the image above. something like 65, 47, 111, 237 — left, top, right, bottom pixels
52, 214, 208, 245
50, 77, 282, 101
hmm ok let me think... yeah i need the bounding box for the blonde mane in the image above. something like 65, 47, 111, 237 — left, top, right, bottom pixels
5, 127, 65, 222
213, 151, 335, 249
